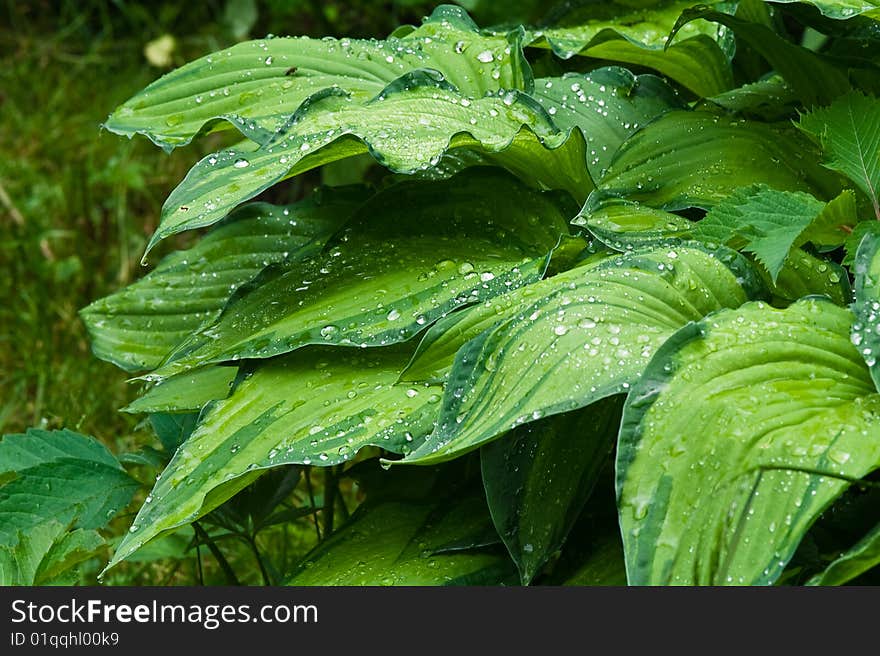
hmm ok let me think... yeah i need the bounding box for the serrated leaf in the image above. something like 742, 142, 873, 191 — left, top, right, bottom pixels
691, 185, 830, 281
618, 298, 880, 585
592, 111, 842, 211
285, 494, 515, 585
523, 1, 733, 97
81, 193, 362, 371
799, 91, 880, 219
400, 244, 762, 465
0, 429, 138, 545
532, 68, 684, 181
104, 5, 530, 149
151, 170, 568, 379
147, 74, 589, 253
481, 398, 623, 584
124, 366, 238, 414
107, 345, 443, 570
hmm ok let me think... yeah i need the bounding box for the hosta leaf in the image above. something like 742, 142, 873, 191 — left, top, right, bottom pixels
532, 68, 684, 180
285, 494, 515, 585
691, 185, 844, 281
799, 92, 880, 219
573, 200, 693, 251
808, 520, 880, 585
673, 7, 852, 106
618, 298, 880, 585
524, 1, 733, 97
148, 74, 589, 252
81, 193, 362, 371
401, 244, 762, 465
107, 345, 442, 569
765, 1, 880, 20
481, 398, 623, 584
851, 229, 880, 387
592, 111, 841, 211
706, 76, 799, 121
123, 366, 238, 414
0, 523, 104, 586
151, 170, 568, 379
0, 429, 138, 545
764, 248, 850, 306
104, 5, 529, 149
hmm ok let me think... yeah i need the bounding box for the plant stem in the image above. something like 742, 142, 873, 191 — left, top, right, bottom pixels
323, 467, 337, 537
304, 467, 322, 541
193, 522, 240, 585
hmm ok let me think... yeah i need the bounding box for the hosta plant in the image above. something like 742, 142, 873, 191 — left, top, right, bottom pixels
50, 0, 880, 585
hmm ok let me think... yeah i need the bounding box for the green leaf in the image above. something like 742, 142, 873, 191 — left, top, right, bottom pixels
765, 1, 880, 20
851, 228, 880, 387
691, 185, 830, 282
481, 398, 623, 584
146, 73, 589, 253
107, 345, 442, 570
0, 523, 104, 586
532, 68, 684, 181
592, 111, 842, 211
561, 533, 628, 586
151, 170, 568, 379
81, 193, 362, 371
523, 1, 733, 97
706, 76, 799, 121
0, 429, 138, 545
618, 298, 880, 585
285, 494, 515, 585
844, 220, 880, 265
799, 92, 880, 219
124, 366, 239, 414
573, 199, 693, 252
808, 520, 880, 585
104, 5, 530, 149
673, 6, 852, 106
763, 248, 851, 306
401, 244, 762, 465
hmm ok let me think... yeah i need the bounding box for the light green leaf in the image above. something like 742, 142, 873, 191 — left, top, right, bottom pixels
573, 199, 693, 252
532, 68, 684, 180
104, 5, 529, 149
524, 1, 733, 97
151, 170, 568, 379
0, 523, 104, 586
481, 398, 623, 584
81, 193, 362, 371
401, 244, 762, 465
691, 185, 829, 281
673, 6, 852, 106
808, 520, 880, 585
799, 92, 880, 219
618, 298, 880, 585
593, 111, 841, 211
148, 75, 588, 253
765, 1, 880, 20
107, 345, 443, 570
123, 366, 238, 414
851, 228, 880, 388
0, 429, 138, 545
285, 495, 515, 585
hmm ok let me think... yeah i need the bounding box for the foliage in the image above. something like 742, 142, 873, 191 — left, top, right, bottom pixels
9, 0, 880, 586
